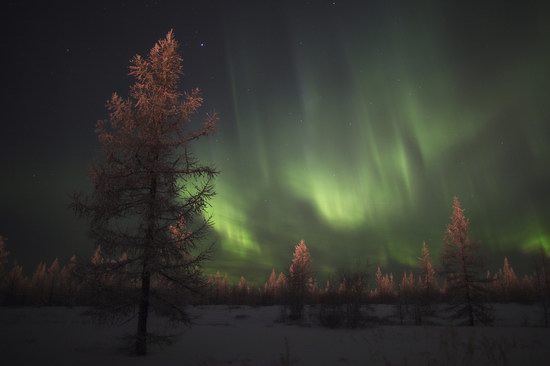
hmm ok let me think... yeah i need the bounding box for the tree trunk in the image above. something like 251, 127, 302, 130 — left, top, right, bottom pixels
460, 243, 475, 326
136, 270, 151, 355
136, 160, 158, 355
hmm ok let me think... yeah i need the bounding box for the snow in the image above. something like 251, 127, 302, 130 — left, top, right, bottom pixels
1, 305, 549, 365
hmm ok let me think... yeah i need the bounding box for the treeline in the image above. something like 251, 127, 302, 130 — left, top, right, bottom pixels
0, 237, 548, 308
0, 240, 80, 307
204, 249, 544, 306
1, 196, 550, 329
0, 243, 185, 309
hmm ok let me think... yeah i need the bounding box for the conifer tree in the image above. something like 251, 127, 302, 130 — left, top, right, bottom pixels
263, 268, 278, 303
374, 266, 395, 302
60, 255, 78, 305
338, 266, 369, 327
419, 242, 436, 294
276, 271, 287, 302
46, 258, 62, 305
493, 256, 519, 301
288, 240, 312, 319
208, 271, 229, 304
374, 266, 383, 294
276, 271, 287, 289
400, 271, 415, 297
418, 241, 437, 309
413, 241, 437, 322
441, 197, 493, 326
502, 256, 519, 300
230, 276, 249, 304
266, 268, 277, 292
238, 276, 248, 291
71, 31, 218, 354
31, 262, 48, 305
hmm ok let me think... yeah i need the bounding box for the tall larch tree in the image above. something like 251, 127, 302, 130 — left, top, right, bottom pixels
71, 31, 218, 355
288, 239, 312, 319
441, 197, 492, 326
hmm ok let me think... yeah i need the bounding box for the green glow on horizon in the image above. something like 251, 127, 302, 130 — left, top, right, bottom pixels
524, 233, 550, 254
521, 219, 550, 255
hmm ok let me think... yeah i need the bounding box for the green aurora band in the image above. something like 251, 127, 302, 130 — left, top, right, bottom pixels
190, 3, 550, 282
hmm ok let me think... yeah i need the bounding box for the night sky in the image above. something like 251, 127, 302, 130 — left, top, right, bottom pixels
2, 1, 550, 283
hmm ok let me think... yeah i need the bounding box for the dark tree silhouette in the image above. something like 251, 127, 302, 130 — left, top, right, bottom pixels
338, 266, 370, 327
71, 31, 218, 355
441, 197, 493, 326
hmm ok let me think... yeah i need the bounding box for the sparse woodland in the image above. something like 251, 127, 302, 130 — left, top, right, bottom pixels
0, 32, 549, 361
1, 206, 549, 330
2, 3, 550, 364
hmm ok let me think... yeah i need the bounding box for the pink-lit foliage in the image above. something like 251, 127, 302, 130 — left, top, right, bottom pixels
441, 197, 493, 326
288, 240, 313, 319
0, 237, 541, 310
70, 30, 218, 355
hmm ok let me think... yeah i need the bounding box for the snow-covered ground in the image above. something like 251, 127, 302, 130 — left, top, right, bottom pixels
1, 305, 549, 365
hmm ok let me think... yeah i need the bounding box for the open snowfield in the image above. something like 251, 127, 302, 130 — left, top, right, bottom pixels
1, 305, 549, 366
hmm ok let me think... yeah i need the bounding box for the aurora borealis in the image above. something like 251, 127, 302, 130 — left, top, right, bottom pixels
2, 1, 550, 283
